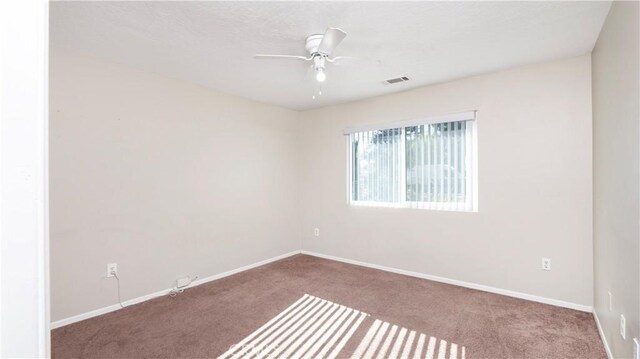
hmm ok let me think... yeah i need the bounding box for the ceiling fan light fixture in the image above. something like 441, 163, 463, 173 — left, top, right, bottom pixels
315, 67, 326, 82
255, 28, 349, 87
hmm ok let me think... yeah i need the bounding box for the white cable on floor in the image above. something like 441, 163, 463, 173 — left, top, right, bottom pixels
169, 276, 198, 297
169, 287, 184, 297
109, 273, 198, 308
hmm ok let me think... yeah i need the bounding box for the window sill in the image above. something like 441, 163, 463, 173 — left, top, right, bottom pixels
349, 201, 476, 212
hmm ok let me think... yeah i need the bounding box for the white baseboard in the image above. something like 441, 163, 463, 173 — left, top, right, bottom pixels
593, 310, 613, 359
50, 251, 301, 329
301, 250, 593, 313
187, 251, 301, 287
52, 249, 593, 329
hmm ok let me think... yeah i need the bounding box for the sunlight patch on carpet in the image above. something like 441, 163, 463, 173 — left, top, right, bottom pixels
218, 294, 464, 359
351, 319, 465, 359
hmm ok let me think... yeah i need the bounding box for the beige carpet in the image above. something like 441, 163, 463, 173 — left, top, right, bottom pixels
52, 254, 606, 358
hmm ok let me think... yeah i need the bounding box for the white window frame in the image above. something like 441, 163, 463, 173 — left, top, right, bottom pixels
346, 111, 478, 212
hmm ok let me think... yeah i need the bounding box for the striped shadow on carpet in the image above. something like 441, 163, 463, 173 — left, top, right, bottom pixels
218, 294, 464, 359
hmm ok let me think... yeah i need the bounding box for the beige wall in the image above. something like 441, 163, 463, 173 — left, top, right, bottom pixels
592, 1, 640, 357
49, 48, 300, 321
299, 55, 594, 308
51, 49, 597, 322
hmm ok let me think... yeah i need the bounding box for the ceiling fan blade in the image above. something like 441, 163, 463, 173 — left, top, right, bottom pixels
254, 54, 311, 61
328, 56, 381, 66
317, 28, 347, 55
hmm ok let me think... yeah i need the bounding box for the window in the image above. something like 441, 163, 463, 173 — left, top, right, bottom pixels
347, 112, 477, 211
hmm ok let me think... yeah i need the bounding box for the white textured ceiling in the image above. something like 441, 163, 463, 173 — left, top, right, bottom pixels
50, 1, 611, 111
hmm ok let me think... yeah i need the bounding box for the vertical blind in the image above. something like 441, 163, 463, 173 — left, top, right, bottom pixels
347, 112, 476, 212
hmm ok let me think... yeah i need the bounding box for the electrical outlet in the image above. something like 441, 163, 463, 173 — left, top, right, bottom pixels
106, 263, 118, 277
314, 228, 320, 237
541, 258, 551, 271
620, 314, 626, 339
633, 338, 639, 359
608, 291, 613, 311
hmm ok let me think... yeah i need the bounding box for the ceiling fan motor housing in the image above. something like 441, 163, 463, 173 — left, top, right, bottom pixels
305, 34, 324, 55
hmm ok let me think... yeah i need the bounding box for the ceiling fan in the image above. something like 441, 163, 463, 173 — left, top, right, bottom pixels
254, 28, 354, 83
